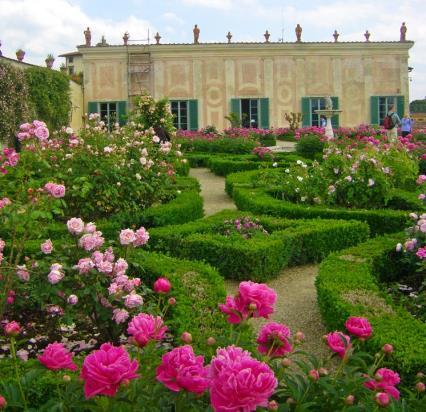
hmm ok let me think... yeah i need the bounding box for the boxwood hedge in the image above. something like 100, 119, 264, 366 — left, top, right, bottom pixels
147, 210, 369, 281
316, 236, 426, 380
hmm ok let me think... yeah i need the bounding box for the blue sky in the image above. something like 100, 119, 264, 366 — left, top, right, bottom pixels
1, 0, 425, 100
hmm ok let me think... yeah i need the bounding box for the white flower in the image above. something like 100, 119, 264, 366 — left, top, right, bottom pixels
301, 196, 307, 202
297, 176, 303, 182
368, 178, 375, 187
285, 169, 290, 173
65, 127, 73, 135
104, 146, 113, 153
135, 173, 142, 180
295, 188, 300, 193
296, 160, 302, 165
272, 162, 278, 167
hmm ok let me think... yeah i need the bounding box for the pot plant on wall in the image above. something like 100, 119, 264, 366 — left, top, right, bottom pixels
45, 54, 55, 69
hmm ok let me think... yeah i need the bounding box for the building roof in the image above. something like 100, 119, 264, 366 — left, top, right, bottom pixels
0, 55, 40, 67
58, 51, 83, 57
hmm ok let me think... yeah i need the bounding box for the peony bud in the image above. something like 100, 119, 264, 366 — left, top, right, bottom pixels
248, 302, 257, 311
168, 297, 176, 305
382, 344, 393, 354
206, 337, 216, 346
295, 331, 305, 342
375, 392, 391, 407
181, 332, 192, 344
0, 395, 6, 409
153, 277, 171, 294
319, 367, 328, 376
282, 358, 292, 367
4, 321, 21, 336
308, 369, 320, 381
268, 400, 278, 410
345, 395, 355, 405
416, 382, 425, 393
63, 375, 71, 382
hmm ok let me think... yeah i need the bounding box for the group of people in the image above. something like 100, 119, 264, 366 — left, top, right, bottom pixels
386, 105, 414, 141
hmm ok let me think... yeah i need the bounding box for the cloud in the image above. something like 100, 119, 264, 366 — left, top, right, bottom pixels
0, 0, 155, 67
162, 12, 185, 25
180, 0, 233, 10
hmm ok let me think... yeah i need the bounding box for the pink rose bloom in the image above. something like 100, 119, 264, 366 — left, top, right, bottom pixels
416, 175, 426, 185
134, 227, 150, 247
127, 313, 168, 347
48, 270, 64, 285
67, 294, 78, 305
41, 239, 53, 254
4, 321, 21, 336
16, 265, 30, 282
156, 345, 209, 394
112, 308, 129, 324
67, 218, 85, 235
416, 247, 426, 259
114, 258, 128, 273
51, 184, 65, 198
81, 343, 139, 399
84, 222, 97, 233
326, 331, 351, 358
76, 257, 95, 274
35, 126, 50, 141
123, 292, 143, 308
153, 277, 171, 294
38, 342, 77, 371
119, 229, 136, 245
219, 281, 277, 324
209, 345, 277, 412
0, 197, 11, 209
79, 233, 104, 251
97, 260, 114, 274
257, 322, 292, 357
345, 317, 372, 339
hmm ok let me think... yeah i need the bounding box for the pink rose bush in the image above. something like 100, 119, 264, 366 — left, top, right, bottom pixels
81, 343, 139, 398
38, 342, 78, 371
219, 281, 276, 324
156, 345, 210, 394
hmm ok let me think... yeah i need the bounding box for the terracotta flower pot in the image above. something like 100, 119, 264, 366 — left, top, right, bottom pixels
16, 49, 25, 61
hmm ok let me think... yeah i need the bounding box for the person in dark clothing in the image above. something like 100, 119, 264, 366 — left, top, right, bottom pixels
154, 125, 170, 143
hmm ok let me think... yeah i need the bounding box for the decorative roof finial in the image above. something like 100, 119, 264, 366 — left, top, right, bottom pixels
364, 30, 370, 42
264, 30, 270, 43
123, 32, 129, 46
155, 32, 161, 45
333, 30, 339, 42
295, 24, 302, 42
226, 31, 232, 44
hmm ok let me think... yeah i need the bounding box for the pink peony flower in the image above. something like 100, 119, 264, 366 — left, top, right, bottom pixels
38, 342, 77, 371
257, 322, 292, 357
34, 126, 49, 141
4, 321, 21, 336
48, 270, 64, 285
16, 265, 30, 282
134, 227, 150, 247
123, 292, 143, 308
119, 229, 136, 245
67, 218, 85, 235
41, 239, 53, 254
219, 281, 276, 324
127, 313, 168, 347
156, 345, 209, 394
112, 308, 129, 324
419, 193, 426, 200
81, 343, 139, 399
308, 369, 320, 381
114, 258, 128, 273
79, 232, 104, 251
76, 257, 95, 274
51, 184, 66, 198
416, 247, 426, 259
325, 331, 351, 358
416, 175, 426, 185
209, 345, 277, 412
84, 222, 97, 233
153, 277, 171, 294
375, 392, 391, 407
345, 317, 372, 339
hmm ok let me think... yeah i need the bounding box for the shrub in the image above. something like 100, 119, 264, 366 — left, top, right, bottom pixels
295, 134, 325, 160
176, 137, 258, 154
316, 235, 426, 379
148, 210, 369, 281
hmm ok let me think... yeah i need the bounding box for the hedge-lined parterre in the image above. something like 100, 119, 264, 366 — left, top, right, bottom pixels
316, 235, 426, 381
147, 210, 369, 282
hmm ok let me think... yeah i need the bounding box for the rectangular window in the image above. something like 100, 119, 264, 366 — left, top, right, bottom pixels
379, 97, 396, 125
68, 56, 74, 63
301, 97, 339, 128
370, 96, 404, 126
231, 98, 269, 129
171, 101, 189, 130
99, 102, 117, 131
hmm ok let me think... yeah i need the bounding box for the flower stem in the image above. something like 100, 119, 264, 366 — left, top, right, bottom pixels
10, 337, 28, 411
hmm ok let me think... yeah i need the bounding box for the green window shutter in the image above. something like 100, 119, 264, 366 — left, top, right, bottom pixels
188, 100, 198, 131
117, 101, 127, 126
396, 96, 404, 118
301, 97, 310, 127
370, 96, 379, 125
331, 96, 339, 128
88, 101, 98, 114
230, 98, 240, 118
259, 98, 269, 129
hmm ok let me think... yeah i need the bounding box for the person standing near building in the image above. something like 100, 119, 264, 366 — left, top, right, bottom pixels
385, 104, 401, 142
401, 113, 414, 137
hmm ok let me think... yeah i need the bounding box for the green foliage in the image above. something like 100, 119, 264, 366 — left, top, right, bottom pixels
255, 133, 276, 147
148, 210, 369, 281
224, 111, 242, 128
316, 235, 426, 380
176, 137, 258, 154
284, 112, 303, 131
296, 134, 325, 160
0, 62, 33, 145
387, 189, 426, 211
24, 67, 71, 131
409, 99, 426, 113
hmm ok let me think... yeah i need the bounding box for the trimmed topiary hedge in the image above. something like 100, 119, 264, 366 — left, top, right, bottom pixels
147, 210, 369, 281
176, 137, 258, 154
316, 236, 426, 380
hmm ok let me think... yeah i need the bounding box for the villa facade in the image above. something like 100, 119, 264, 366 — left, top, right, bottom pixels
61, 37, 414, 130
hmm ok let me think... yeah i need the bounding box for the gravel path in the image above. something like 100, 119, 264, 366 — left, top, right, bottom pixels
189, 168, 236, 216
189, 165, 328, 360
